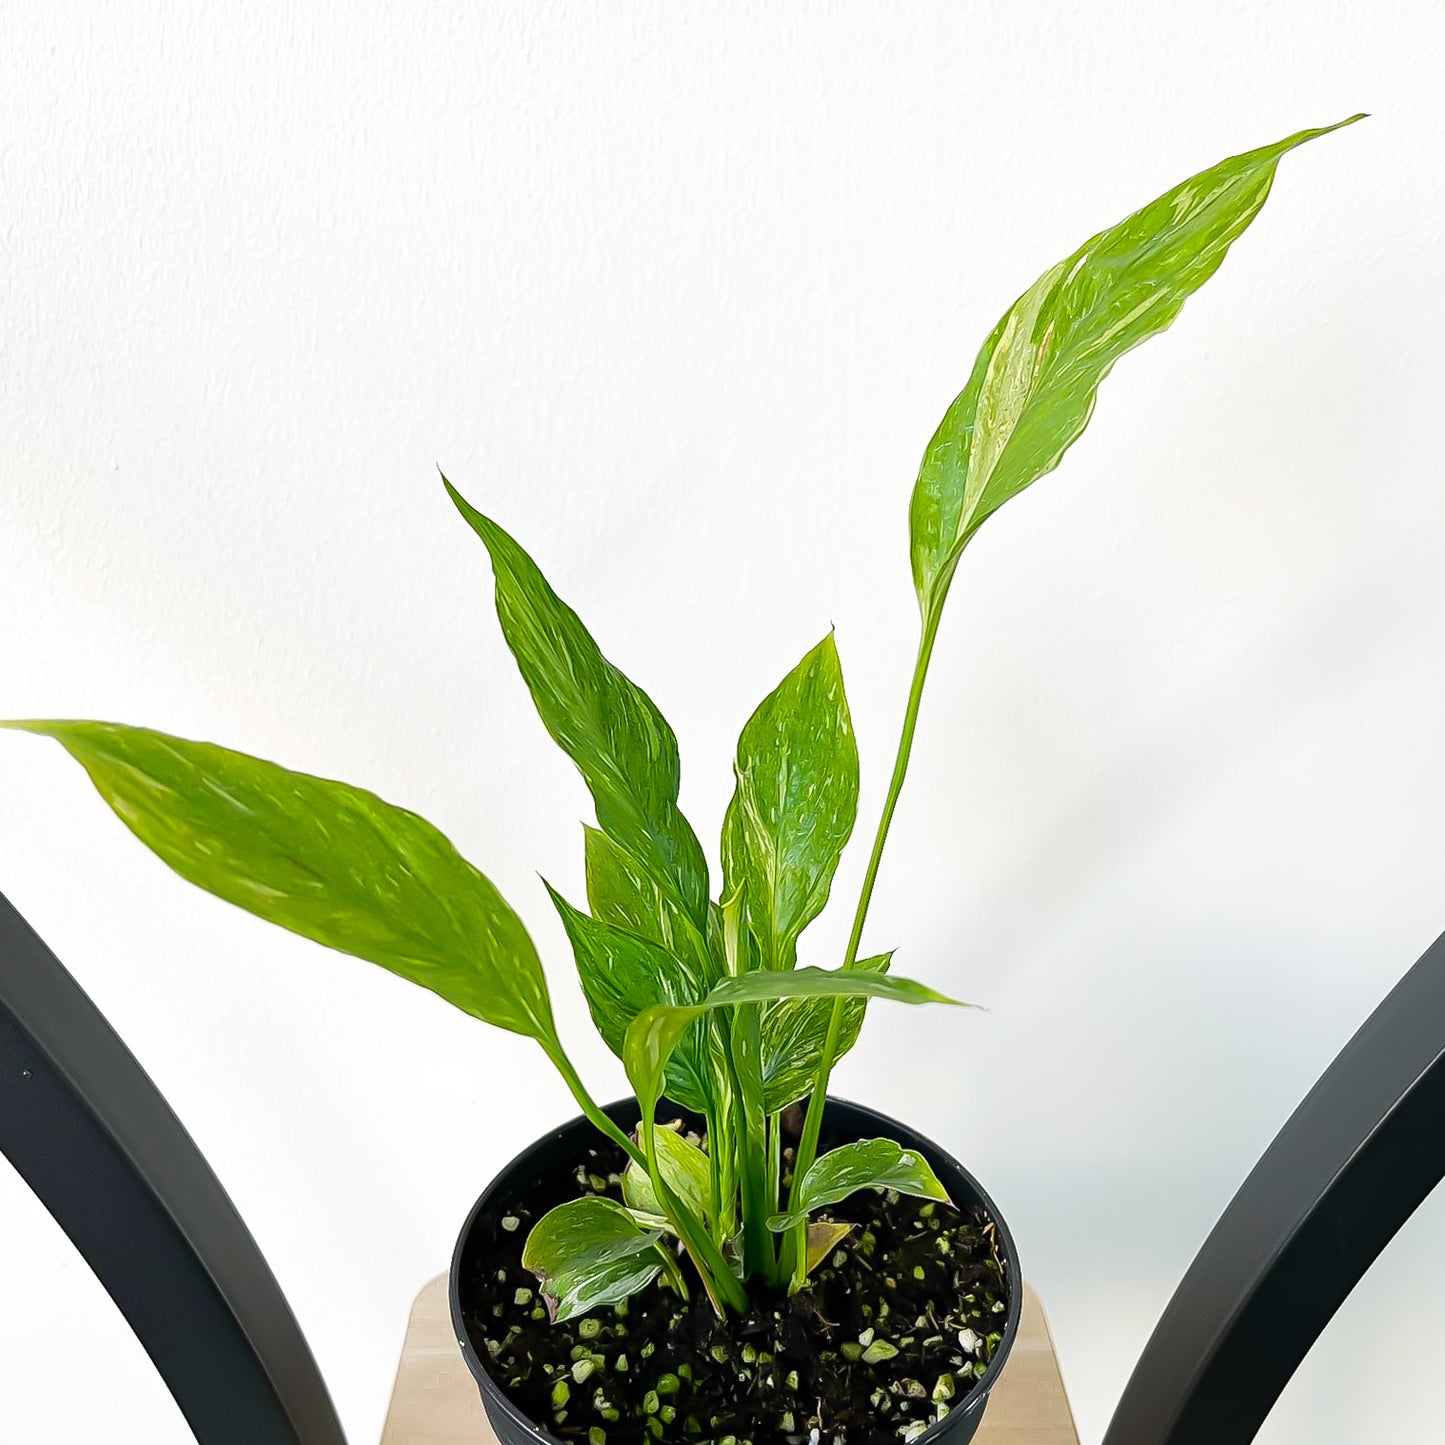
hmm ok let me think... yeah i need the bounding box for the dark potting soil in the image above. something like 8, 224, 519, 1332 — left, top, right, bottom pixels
457, 1122, 1009, 1445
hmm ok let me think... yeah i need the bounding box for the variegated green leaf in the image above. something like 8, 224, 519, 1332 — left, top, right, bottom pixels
4, 720, 555, 1040
446, 480, 709, 925
722, 634, 858, 970
583, 824, 716, 982
621, 1124, 713, 1225
909, 116, 1364, 619
769, 1138, 950, 1231
521, 1196, 667, 1321
545, 882, 714, 1111
759, 952, 892, 1113
623, 965, 967, 1117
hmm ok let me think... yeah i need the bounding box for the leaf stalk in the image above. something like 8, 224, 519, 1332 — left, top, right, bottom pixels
788, 600, 946, 1287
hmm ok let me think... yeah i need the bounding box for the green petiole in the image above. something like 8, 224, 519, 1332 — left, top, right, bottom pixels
789, 607, 944, 1290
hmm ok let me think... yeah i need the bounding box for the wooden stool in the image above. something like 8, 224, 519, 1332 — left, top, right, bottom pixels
380, 1277, 1078, 1445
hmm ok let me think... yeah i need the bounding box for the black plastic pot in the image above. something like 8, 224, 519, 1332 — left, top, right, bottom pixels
450, 1097, 1022, 1445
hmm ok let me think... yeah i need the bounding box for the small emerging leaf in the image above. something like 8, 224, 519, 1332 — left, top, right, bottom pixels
522, 1196, 667, 1321
3, 720, 555, 1040
909, 116, 1365, 619
621, 1125, 713, 1225
446, 480, 710, 926
722, 633, 858, 971
769, 1138, 950, 1231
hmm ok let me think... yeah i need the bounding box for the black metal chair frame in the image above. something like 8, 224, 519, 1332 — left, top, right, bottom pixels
0, 892, 346, 1445
4, 884, 1444, 1444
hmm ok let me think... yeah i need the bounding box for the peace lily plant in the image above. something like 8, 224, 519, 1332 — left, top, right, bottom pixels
7, 120, 1359, 1341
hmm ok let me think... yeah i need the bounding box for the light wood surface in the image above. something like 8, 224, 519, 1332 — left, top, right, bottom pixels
380, 1277, 1077, 1445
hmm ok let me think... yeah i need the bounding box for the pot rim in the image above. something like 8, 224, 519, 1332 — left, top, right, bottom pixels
449, 1096, 1023, 1445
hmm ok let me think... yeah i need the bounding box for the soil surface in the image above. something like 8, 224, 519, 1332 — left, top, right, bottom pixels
458, 1120, 1009, 1445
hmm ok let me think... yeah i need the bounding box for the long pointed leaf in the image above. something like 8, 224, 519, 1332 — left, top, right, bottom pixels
446, 480, 709, 925
909, 115, 1365, 618
722, 633, 858, 971
623, 965, 968, 1117
5, 720, 555, 1040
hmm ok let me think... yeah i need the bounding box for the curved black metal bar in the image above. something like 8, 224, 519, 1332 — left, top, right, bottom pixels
0, 891, 347, 1445
1103, 928, 1445, 1445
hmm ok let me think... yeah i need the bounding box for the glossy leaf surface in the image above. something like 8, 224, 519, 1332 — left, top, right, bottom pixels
769, 1137, 950, 1231
546, 883, 712, 1110
759, 952, 892, 1113
5, 720, 555, 1039
583, 825, 714, 980
909, 116, 1364, 619
446, 480, 709, 924
521, 1196, 666, 1321
621, 1125, 713, 1225
623, 966, 966, 1117
721, 634, 858, 970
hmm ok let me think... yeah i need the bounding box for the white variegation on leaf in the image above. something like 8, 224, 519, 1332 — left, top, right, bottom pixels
4, 117, 1360, 1316
546, 882, 714, 1112
1, 720, 555, 1041
446, 480, 711, 929
769, 1138, 951, 1231
908, 116, 1365, 621
623, 966, 968, 1119
722, 633, 858, 972
621, 1123, 713, 1226
759, 952, 892, 1113
521, 1196, 670, 1321
583, 824, 715, 982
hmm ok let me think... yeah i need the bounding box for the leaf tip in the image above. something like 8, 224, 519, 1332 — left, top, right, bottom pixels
440, 475, 498, 544
1295, 112, 1369, 150
0, 719, 69, 741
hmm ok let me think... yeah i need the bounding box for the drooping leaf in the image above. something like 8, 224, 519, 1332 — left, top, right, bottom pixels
623, 966, 968, 1117
805, 1219, 855, 1274
704, 965, 962, 1010
446, 480, 709, 925
521, 1195, 667, 1321
4, 720, 555, 1040
621, 1124, 713, 1225
909, 115, 1365, 620
721, 633, 858, 970
623, 1005, 702, 1122
769, 1138, 950, 1231
583, 824, 716, 982
546, 882, 713, 1111
759, 952, 892, 1113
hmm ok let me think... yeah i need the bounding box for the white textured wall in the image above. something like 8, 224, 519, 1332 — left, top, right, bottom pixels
2, 4, 1443, 1442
